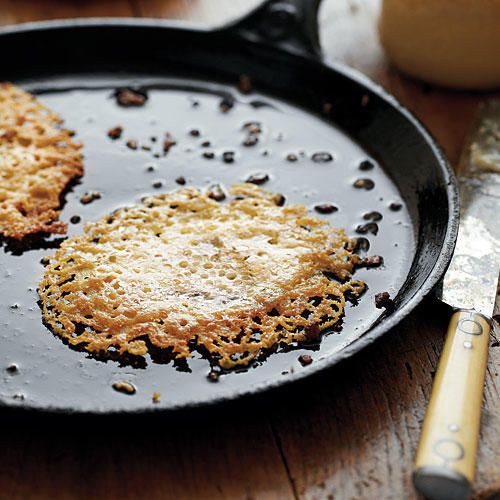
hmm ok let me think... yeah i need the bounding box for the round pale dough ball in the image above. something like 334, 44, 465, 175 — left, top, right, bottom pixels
379, 0, 500, 89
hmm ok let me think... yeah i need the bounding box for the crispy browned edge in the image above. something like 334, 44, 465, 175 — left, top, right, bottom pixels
0, 82, 83, 239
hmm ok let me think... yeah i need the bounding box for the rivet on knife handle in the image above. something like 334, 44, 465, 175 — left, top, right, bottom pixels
413, 310, 491, 500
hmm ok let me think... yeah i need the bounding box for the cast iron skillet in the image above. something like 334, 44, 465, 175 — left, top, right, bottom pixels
0, 0, 458, 414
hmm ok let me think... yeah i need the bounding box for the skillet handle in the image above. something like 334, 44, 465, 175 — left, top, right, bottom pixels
413, 309, 491, 500
222, 0, 323, 59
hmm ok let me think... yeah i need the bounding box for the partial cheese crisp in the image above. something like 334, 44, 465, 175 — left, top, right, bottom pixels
39, 184, 365, 368
0, 83, 83, 239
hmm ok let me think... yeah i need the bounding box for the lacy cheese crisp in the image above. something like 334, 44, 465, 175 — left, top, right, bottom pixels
39, 184, 365, 368
0, 83, 83, 239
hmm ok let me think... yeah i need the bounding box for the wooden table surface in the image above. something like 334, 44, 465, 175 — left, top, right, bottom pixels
1, 1, 499, 499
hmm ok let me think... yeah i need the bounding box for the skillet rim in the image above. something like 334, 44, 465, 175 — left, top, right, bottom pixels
0, 18, 459, 415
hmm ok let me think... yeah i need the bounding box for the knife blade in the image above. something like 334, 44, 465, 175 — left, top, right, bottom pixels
442, 100, 500, 316
414, 100, 500, 500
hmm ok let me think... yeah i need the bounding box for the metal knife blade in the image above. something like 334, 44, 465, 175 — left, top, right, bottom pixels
442, 100, 500, 317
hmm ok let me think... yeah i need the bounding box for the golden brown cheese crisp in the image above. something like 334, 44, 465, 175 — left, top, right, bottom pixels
39, 184, 365, 368
0, 83, 83, 239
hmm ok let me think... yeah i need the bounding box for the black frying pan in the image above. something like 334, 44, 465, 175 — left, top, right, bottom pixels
0, 0, 458, 414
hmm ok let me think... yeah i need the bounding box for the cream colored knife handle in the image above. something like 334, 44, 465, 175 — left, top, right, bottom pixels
413, 310, 491, 500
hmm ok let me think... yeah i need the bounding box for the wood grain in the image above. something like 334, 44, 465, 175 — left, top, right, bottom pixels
0, 410, 294, 500
271, 304, 500, 500
0, 1, 499, 499
0, 0, 135, 24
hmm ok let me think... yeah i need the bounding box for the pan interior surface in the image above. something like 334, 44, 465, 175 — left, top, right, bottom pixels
0, 74, 415, 412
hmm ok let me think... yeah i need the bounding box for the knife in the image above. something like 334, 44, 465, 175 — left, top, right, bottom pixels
413, 101, 500, 500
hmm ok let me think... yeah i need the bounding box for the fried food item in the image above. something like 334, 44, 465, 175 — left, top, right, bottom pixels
0, 83, 83, 239
39, 184, 365, 368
